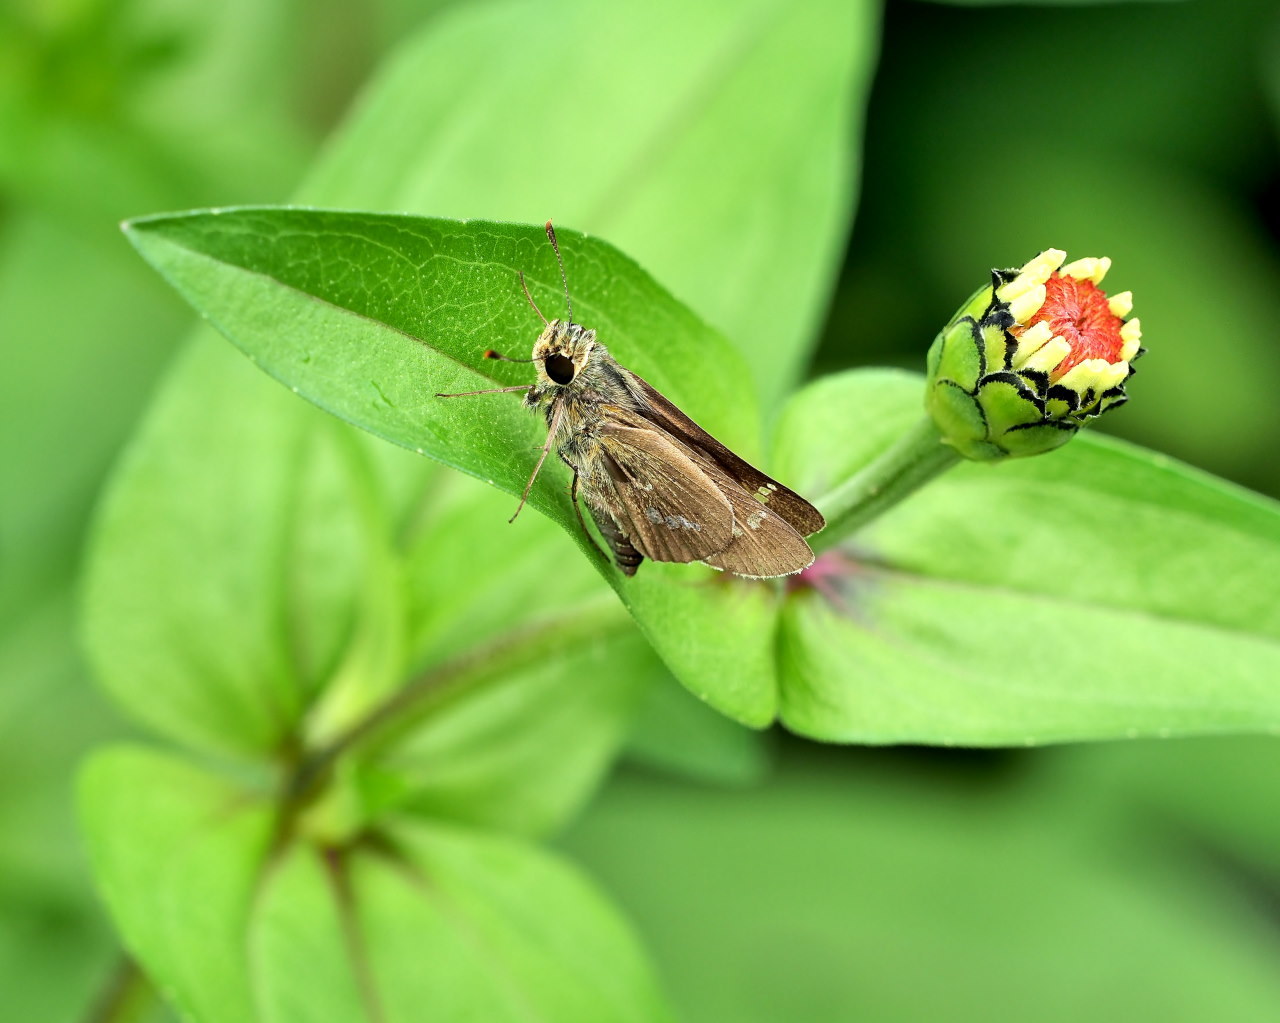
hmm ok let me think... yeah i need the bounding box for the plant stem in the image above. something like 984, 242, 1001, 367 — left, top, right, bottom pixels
813, 416, 959, 552
82, 954, 151, 1023
286, 597, 626, 803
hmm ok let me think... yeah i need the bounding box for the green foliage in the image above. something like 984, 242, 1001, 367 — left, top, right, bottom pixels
298, 0, 874, 411
561, 750, 1280, 1022
75, 0, 877, 1014
5, 0, 1279, 1019
774, 371, 1280, 742
122, 211, 1280, 747
81, 747, 669, 1022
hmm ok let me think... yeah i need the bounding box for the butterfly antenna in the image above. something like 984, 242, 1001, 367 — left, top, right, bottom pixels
518, 270, 548, 325
545, 220, 573, 323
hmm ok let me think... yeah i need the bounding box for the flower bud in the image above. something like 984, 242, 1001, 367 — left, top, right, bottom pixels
925, 249, 1143, 460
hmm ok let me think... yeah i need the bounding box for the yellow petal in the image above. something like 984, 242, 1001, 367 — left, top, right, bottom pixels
1107, 290, 1133, 318
1021, 336, 1072, 375
1057, 357, 1113, 394
1119, 317, 1142, 361
1008, 284, 1047, 325
1060, 256, 1112, 284
1011, 321, 1054, 368
1101, 361, 1131, 390
997, 249, 1065, 302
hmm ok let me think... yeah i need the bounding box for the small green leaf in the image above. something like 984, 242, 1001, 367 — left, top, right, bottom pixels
78, 747, 273, 1023
123, 208, 758, 539
359, 614, 661, 837
772, 370, 1280, 743
84, 336, 387, 757
84, 330, 657, 835
80, 746, 672, 1023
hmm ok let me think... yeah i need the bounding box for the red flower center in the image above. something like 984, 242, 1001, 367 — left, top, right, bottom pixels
1022, 273, 1125, 378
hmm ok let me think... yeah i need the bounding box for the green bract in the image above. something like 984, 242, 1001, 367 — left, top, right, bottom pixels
926, 249, 1143, 461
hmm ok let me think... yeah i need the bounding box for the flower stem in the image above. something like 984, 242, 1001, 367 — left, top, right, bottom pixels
813, 416, 959, 551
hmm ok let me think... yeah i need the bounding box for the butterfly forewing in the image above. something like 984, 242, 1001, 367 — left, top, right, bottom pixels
631, 376, 825, 536
592, 422, 736, 564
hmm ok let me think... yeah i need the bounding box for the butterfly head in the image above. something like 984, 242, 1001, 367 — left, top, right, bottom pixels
533, 318, 597, 386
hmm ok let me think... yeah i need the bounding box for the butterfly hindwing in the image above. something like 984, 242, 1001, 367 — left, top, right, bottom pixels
697, 459, 816, 577
590, 422, 735, 564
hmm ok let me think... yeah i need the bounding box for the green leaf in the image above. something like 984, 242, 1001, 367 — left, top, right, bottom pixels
771, 369, 1280, 743
80, 746, 672, 1023
122, 208, 758, 539
121, 207, 789, 727
302, 0, 878, 409
83, 335, 383, 757
355, 609, 660, 838
84, 327, 658, 836
561, 751, 1280, 1022
78, 747, 273, 1023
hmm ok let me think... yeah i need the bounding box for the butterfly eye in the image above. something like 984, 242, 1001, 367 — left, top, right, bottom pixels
545, 352, 576, 384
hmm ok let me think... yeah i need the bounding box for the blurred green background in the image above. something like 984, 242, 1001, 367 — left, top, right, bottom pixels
4, 0, 1280, 1019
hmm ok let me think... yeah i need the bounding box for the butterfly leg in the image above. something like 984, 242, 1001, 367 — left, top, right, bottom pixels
508, 400, 566, 523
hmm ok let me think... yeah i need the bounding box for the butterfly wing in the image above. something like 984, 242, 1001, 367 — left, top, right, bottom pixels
696, 459, 816, 577
591, 422, 736, 564
631, 376, 825, 536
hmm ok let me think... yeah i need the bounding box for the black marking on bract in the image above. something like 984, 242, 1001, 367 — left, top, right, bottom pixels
1008, 419, 1076, 434
982, 304, 1016, 333
981, 371, 1045, 412
1046, 384, 1079, 411
1020, 369, 1050, 396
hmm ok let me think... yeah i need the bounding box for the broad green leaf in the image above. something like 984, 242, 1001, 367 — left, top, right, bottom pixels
80, 746, 672, 1023
354, 601, 659, 837
121, 207, 786, 726
84, 327, 658, 835
78, 747, 273, 1023
303, 0, 877, 409
122, 208, 757, 536
772, 369, 1280, 743
561, 752, 1280, 1022
83, 335, 378, 756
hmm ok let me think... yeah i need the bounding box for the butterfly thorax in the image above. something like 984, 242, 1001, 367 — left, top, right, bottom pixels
524, 320, 646, 444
